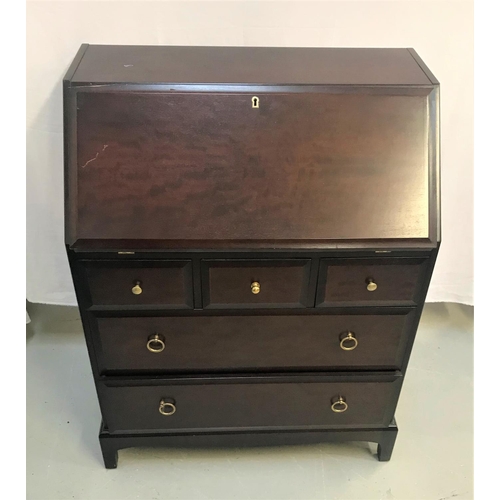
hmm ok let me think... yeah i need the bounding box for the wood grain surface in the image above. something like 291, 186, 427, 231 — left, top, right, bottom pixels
84, 260, 193, 307
70, 46, 433, 86
100, 377, 400, 432
94, 312, 413, 373
317, 257, 429, 306
75, 91, 430, 243
202, 259, 311, 308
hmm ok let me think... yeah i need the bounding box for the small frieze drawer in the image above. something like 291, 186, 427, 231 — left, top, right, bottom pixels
83, 260, 193, 308
316, 258, 429, 307
202, 259, 312, 309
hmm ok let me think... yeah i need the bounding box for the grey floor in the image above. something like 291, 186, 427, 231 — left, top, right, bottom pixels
26, 302, 473, 500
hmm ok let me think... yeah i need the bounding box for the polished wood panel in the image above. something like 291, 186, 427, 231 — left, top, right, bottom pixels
73, 91, 430, 244
84, 260, 193, 308
317, 258, 428, 307
94, 312, 413, 373
100, 377, 400, 432
71, 46, 432, 86
202, 259, 310, 308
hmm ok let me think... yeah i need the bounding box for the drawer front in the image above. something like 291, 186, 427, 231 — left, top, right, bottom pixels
316, 258, 428, 306
95, 312, 413, 373
84, 260, 193, 308
100, 377, 401, 432
202, 259, 311, 308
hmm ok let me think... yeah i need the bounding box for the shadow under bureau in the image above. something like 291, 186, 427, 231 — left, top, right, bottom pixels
63, 45, 440, 468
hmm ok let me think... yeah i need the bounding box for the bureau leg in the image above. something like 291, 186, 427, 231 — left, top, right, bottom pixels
377, 426, 398, 462
100, 438, 118, 469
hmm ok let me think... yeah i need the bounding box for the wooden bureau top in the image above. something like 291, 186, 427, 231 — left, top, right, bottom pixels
64, 45, 440, 250
67, 45, 436, 87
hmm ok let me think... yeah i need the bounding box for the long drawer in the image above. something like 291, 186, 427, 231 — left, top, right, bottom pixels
92, 311, 415, 373
99, 375, 402, 433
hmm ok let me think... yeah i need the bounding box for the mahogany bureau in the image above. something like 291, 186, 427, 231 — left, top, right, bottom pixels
63, 45, 440, 468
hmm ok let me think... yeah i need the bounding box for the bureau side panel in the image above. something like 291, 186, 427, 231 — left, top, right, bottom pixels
69, 89, 432, 245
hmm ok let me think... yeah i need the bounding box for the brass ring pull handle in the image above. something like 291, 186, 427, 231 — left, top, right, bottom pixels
366, 278, 377, 292
159, 400, 176, 416
132, 281, 143, 295
331, 396, 348, 413
147, 334, 165, 353
339, 332, 358, 351
251, 281, 261, 294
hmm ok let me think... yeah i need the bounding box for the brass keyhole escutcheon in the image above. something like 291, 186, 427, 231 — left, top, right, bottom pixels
132, 281, 143, 295
251, 281, 261, 294
252, 96, 259, 108
366, 278, 377, 292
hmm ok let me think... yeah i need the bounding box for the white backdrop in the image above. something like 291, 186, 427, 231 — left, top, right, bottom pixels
26, 0, 474, 306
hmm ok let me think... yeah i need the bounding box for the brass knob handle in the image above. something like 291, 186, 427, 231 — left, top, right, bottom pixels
366, 278, 377, 292
159, 399, 176, 416
339, 332, 358, 351
132, 281, 143, 295
331, 396, 348, 413
251, 281, 261, 294
147, 334, 165, 353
